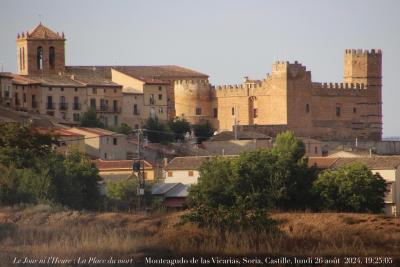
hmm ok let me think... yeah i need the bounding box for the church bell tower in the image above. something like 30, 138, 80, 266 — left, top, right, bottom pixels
16, 23, 65, 75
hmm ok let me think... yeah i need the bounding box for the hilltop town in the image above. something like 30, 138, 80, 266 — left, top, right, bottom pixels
0, 23, 399, 218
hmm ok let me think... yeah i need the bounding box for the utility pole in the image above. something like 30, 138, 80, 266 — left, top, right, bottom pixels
133, 128, 146, 212
234, 105, 239, 140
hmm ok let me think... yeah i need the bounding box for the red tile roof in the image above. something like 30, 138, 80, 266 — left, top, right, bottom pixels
73, 127, 122, 136
165, 155, 237, 170
93, 159, 153, 170
36, 127, 83, 137
307, 157, 339, 169
26, 23, 64, 40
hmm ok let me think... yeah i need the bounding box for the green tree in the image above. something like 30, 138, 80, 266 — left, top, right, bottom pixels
272, 131, 305, 161
313, 163, 387, 213
62, 150, 102, 210
80, 108, 104, 128
116, 123, 133, 135
192, 121, 214, 144
0, 124, 55, 168
185, 156, 276, 231
143, 117, 174, 144
168, 117, 191, 142
106, 178, 138, 211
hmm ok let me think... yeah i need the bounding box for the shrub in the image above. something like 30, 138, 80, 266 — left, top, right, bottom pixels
106, 178, 138, 211
168, 117, 191, 142
192, 122, 214, 144
313, 163, 387, 213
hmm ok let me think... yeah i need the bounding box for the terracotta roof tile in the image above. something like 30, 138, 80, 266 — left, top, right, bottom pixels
93, 159, 153, 170
165, 155, 237, 170
65, 65, 208, 80
26, 23, 64, 40
307, 157, 339, 169
331, 156, 400, 170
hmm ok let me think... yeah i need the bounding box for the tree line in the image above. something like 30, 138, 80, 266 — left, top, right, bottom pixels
80, 108, 215, 144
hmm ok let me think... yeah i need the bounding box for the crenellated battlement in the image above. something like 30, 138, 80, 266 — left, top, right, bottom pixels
174, 79, 209, 85
344, 49, 382, 56
311, 82, 372, 97
313, 82, 367, 90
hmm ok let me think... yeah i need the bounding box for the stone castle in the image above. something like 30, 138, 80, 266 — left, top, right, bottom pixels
0, 24, 382, 141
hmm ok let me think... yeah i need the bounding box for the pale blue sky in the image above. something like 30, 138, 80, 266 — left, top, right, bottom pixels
0, 0, 399, 136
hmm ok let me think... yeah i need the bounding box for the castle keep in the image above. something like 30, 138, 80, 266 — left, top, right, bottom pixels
0, 24, 383, 141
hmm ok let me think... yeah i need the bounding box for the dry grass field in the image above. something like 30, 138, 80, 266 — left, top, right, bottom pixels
0, 205, 400, 266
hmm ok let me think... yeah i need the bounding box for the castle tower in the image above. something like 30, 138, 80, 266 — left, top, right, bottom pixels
344, 49, 382, 140
16, 23, 65, 75
343, 49, 382, 86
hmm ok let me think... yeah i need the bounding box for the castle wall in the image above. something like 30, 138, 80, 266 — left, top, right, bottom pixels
174, 79, 212, 124
213, 49, 382, 141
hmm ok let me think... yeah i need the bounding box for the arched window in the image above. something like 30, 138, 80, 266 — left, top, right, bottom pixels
22, 47, 25, 69
19, 48, 22, 70
49, 47, 55, 69
37, 47, 43, 70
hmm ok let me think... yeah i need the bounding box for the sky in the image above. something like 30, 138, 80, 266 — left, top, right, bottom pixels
0, 0, 399, 137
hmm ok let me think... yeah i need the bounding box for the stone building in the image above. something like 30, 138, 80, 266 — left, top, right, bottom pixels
213, 49, 382, 141
1, 24, 212, 128
0, 23, 383, 142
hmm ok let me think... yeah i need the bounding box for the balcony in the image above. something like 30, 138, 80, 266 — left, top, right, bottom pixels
46, 102, 55, 110
96, 105, 121, 113
59, 103, 69, 110
73, 103, 81, 110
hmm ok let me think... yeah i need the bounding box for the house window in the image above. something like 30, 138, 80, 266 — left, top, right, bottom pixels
104, 153, 107, 159
213, 108, 218, 118
253, 108, 258, 118
114, 115, 118, 126
73, 113, 80, 122
133, 104, 139, 115
305, 104, 310, 113
314, 146, 318, 154
158, 86, 162, 91
113, 100, 118, 112
61, 87, 64, 92
74, 88, 78, 92
158, 94, 162, 100
90, 98, 96, 109
92, 88, 97, 94
113, 137, 117, 145
49, 47, 55, 69
23, 93, 26, 103
168, 171, 173, 177
48, 87, 52, 91
188, 170, 194, 176
196, 108, 202, 115
150, 107, 156, 118
385, 182, 394, 203
159, 107, 163, 113
135, 124, 139, 129
336, 105, 341, 117
232, 107, 235, 115
353, 107, 357, 114
149, 94, 155, 104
